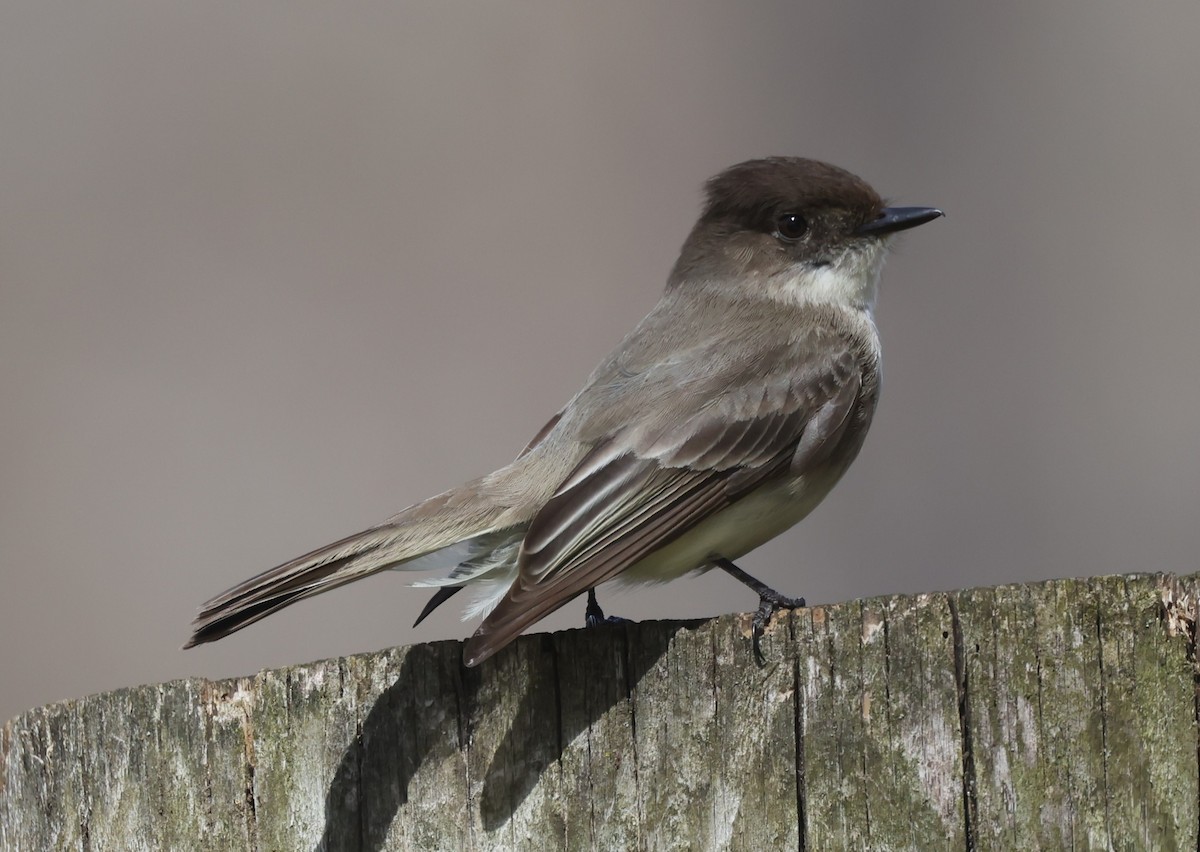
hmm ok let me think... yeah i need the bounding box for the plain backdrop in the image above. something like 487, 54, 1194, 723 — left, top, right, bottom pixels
3, 1, 1199, 724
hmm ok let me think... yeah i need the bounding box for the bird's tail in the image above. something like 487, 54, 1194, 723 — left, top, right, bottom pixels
184, 483, 512, 648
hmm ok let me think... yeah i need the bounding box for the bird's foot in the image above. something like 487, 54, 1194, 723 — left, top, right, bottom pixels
750, 587, 806, 665
712, 556, 805, 665
585, 588, 630, 628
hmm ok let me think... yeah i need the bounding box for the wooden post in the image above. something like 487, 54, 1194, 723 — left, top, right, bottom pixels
2, 574, 1196, 850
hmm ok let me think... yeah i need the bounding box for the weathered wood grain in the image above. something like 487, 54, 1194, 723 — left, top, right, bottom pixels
2, 574, 1196, 850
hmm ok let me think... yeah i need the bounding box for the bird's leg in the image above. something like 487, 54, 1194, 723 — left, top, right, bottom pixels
712, 556, 805, 664
585, 588, 629, 628
585, 588, 606, 627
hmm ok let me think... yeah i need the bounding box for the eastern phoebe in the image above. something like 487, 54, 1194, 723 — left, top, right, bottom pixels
185, 157, 941, 666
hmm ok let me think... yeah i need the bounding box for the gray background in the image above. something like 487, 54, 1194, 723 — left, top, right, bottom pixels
3, 1, 1199, 725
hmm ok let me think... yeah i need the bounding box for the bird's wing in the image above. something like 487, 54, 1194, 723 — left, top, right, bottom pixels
463, 328, 864, 665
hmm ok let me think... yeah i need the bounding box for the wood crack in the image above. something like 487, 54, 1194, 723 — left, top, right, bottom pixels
948, 596, 978, 851
1094, 593, 1113, 843
792, 612, 806, 852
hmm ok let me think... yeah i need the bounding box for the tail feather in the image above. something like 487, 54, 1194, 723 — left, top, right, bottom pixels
184, 528, 396, 648
185, 483, 517, 648
412, 585, 463, 628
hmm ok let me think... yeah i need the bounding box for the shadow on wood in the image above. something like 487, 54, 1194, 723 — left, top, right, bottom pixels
316, 621, 702, 851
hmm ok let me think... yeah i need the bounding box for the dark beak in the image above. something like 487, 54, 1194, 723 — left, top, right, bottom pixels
855, 206, 944, 236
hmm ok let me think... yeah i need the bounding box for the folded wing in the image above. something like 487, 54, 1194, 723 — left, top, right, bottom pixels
463, 330, 864, 665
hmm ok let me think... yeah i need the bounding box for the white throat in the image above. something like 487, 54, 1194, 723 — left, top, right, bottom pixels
763, 241, 888, 314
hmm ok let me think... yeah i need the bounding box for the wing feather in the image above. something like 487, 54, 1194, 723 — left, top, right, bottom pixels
463, 329, 866, 665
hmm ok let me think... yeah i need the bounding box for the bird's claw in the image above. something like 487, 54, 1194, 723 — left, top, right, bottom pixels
751, 591, 806, 666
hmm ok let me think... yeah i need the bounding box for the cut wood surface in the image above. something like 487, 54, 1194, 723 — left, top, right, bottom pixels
2, 573, 1197, 851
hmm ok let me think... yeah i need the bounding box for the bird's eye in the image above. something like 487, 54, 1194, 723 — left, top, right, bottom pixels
775, 212, 808, 241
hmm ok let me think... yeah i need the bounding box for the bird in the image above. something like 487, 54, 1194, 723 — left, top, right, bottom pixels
185, 157, 942, 666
